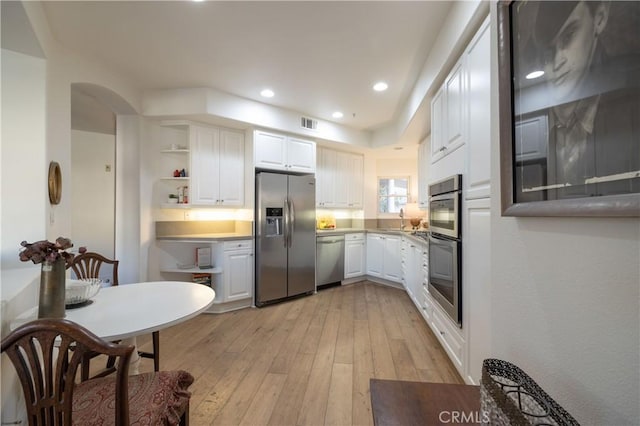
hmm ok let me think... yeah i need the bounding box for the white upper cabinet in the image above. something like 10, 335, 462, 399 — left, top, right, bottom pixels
254, 130, 316, 173
316, 147, 336, 207
464, 19, 491, 200
316, 147, 363, 209
418, 138, 430, 209
446, 62, 465, 150
431, 88, 445, 161
190, 125, 245, 206
286, 136, 316, 173
218, 129, 245, 205
431, 58, 466, 165
347, 153, 364, 208
190, 125, 219, 205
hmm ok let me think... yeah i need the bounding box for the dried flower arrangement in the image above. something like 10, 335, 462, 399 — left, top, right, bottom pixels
19, 237, 86, 265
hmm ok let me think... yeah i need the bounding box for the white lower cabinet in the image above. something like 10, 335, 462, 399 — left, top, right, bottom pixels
344, 233, 366, 279
366, 234, 402, 284
401, 237, 425, 307
222, 240, 253, 302
430, 297, 465, 373
155, 239, 252, 313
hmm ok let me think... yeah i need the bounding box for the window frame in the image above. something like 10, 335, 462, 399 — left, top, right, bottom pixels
377, 176, 411, 216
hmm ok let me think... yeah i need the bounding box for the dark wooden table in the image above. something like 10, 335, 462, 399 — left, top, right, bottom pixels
370, 379, 482, 425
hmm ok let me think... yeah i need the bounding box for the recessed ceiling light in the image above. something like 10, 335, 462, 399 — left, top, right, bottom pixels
525, 70, 544, 80
393, 146, 403, 150
373, 81, 388, 92
332, 111, 344, 119
260, 89, 274, 98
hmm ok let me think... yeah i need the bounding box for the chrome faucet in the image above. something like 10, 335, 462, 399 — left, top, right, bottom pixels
399, 208, 405, 230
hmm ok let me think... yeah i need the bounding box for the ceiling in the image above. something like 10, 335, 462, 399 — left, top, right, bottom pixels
40, 1, 453, 132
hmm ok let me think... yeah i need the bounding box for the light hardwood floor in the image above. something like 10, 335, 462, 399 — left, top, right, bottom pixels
135, 281, 462, 426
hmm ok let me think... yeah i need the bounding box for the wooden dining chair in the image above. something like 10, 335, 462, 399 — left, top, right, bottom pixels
67, 251, 161, 379
1, 318, 193, 426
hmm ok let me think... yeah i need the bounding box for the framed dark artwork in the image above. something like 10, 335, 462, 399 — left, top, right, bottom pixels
497, 0, 640, 216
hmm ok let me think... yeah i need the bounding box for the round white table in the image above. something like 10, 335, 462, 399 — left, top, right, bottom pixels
12, 281, 215, 373
13, 281, 215, 340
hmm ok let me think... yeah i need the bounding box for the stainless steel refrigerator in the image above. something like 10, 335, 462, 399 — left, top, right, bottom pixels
255, 172, 316, 306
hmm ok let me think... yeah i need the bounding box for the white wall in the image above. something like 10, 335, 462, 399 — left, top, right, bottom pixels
1, 4, 143, 423
0, 47, 47, 426
362, 149, 419, 220
70, 130, 115, 259
0, 49, 46, 271
488, 3, 639, 425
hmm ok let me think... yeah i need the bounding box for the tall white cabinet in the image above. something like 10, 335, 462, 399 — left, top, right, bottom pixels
462, 18, 491, 385
426, 16, 492, 384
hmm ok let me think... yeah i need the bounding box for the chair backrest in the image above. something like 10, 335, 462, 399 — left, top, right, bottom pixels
67, 252, 119, 286
1, 319, 133, 426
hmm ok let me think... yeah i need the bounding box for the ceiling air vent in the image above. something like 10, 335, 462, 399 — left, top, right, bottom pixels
300, 116, 318, 131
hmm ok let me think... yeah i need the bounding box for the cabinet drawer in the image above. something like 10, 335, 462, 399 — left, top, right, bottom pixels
345, 232, 365, 241
431, 303, 464, 371
223, 240, 252, 251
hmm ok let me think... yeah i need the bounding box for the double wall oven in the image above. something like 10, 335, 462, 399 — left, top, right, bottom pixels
428, 174, 462, 327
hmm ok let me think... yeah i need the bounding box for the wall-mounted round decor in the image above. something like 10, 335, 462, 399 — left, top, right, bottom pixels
48, 161, 62, 205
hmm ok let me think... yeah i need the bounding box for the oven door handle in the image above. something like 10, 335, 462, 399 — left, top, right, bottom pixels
429, 233, 456, 244
430, 193, 457, 202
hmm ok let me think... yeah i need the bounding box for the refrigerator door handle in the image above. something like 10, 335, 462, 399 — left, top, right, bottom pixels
283, 197, 290, 248
288, 199, 295, 248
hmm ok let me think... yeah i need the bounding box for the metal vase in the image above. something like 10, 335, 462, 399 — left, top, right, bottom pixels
38, 258, 66, 318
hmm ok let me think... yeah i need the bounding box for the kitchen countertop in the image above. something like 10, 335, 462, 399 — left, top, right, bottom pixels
157, 229, 428, 243
316, 228, 429, 244
156, 233, 253, 242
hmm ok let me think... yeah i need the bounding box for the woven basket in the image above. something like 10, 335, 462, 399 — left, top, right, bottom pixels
480, 359, 580, 426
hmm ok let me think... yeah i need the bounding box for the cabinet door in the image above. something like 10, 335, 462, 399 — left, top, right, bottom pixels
418, 138, 430, 208
411, 244, 424, 306
287, 137, 316, 173
190, 126, 220, 205
465, 20, 491, 200
347, 153, 364, 208
431, 88, 445, 162
366, 234, 384, 277
219, 129, 245, 206
463, 198, 491, 384
224, 249, 253, 302
382, 235, 402, 283
317, 147, 336, 207
255, 131, 287, 170
345, 239, 365, 279
334, 151, 350, 207
445, 61, 465, 151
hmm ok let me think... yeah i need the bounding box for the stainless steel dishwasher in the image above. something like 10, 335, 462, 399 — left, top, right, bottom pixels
316, 235, 345, 286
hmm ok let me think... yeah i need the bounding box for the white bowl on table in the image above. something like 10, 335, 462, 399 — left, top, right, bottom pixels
65, 278, 102, 306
